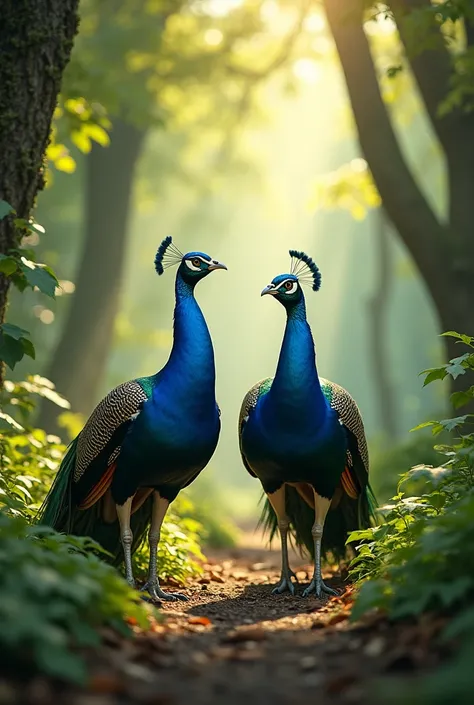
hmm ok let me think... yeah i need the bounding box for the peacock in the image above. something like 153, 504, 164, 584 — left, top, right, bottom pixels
239, 250, 376, 598
38, 237, 226, 602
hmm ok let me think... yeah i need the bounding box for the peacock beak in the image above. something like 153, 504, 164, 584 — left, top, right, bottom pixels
208, 261, 227, 271
261, 284, 278, 296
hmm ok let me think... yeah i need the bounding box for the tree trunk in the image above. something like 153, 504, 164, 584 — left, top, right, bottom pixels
323, 0, 474, 400
367, 208, 397, 438
38, 120, 146, 431
0, 0, 79, 385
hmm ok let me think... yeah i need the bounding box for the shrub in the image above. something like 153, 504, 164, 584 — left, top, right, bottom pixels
0, 513, 149, 684
348, 332, 474, 703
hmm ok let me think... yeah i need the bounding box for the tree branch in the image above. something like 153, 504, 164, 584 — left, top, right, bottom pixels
323, 0, 450, 299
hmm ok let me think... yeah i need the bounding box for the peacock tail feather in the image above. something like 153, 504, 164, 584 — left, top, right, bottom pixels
259, 480, 378, 562
37, 434, 152, 566
38, 436, 78, 531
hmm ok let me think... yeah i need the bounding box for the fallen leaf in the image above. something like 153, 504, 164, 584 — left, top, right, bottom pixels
199, 577, 211, 585
210, 572, 225, 583
188, 616, 212, 627
327, 612, 348, 626
231, 571, 248, 580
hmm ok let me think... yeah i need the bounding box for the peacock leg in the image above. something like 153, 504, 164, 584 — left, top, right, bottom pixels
141, 491, 188, 603
303, 492, 338, 598
116, 497, 135, 588
267, 485, 296, 595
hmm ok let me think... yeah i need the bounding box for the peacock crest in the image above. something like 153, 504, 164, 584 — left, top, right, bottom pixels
154, 236, 184, 275
289, 250, 321, 292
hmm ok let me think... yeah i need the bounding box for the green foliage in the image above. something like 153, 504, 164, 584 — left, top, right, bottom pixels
0, 202, 58, 370
184, 474, 239, 550
349, 333, 474, 703
309, 158, 381, 220
0, 513, 149, 684
370, 431, 445, 501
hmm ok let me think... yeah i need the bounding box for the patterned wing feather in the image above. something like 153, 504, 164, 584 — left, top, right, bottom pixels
74, 380, 148, 484
320, 377, 369, 501
320, 378, 369, 473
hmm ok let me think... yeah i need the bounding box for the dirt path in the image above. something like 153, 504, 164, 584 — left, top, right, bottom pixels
11, 538, 446, 705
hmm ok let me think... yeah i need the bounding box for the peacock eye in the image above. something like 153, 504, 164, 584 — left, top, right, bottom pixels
284, 281, 293, 290
192, 258, 201, 268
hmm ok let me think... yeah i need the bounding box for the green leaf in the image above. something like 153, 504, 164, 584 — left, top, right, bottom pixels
20, 261, 57, 297
0, 255, 18, 275
21, 338, 35, 360
0, 323, 30, 340
439, 415, 469, 432
0, 332, 26, 369
410, 420, 438, 432
446, 354, 470, 380
441, 331, 474, 346
0, 200, 14, 220
451, 387, 474, 409
421, 367, 448, 386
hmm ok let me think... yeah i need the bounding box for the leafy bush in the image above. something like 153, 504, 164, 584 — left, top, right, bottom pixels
348, 332, 474, 703
1, 375, 207, 583
0, 512, 149, 684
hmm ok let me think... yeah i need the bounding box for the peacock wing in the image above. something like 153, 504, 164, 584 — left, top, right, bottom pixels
73, 379, 150, 506
238, 377, 273, 478
320, 377, 369, 498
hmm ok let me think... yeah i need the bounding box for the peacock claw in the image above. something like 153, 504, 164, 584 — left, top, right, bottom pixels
272, 573, 296, 596
302, 578, 339, 599
141, 581, 189, 603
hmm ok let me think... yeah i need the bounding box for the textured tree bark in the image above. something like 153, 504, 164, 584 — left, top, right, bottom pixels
323, 0, 474, 398
0, 0, 79, 385
367, 209, 397, 438
38, 120, 146, 431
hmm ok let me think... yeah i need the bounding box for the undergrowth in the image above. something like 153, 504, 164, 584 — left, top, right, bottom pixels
0, 375, 237, 682
348, 332, 474, 704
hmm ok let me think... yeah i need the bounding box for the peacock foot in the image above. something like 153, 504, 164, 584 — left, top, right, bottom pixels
141, 580, 189, 603
272, 569, 298, 595
302, 577, 339, 599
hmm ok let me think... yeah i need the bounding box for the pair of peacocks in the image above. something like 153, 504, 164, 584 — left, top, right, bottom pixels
39, 238, 376, 601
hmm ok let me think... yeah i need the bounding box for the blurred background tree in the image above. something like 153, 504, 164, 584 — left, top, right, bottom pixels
324, 0, 474, 392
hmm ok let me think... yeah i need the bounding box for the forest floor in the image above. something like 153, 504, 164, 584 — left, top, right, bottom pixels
6, 532, 448, 705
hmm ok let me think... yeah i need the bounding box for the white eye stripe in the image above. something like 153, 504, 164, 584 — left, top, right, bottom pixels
185, 259, 201, 271
279, 279, 297, 294
185, 255, 210, 272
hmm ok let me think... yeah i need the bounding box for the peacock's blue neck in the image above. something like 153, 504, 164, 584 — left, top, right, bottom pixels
266, 298, 327, 424
156, 273, 216, 404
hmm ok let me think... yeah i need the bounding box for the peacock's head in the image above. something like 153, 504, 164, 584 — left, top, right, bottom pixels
154, 236, 227, 285
261, 250, 321, 309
